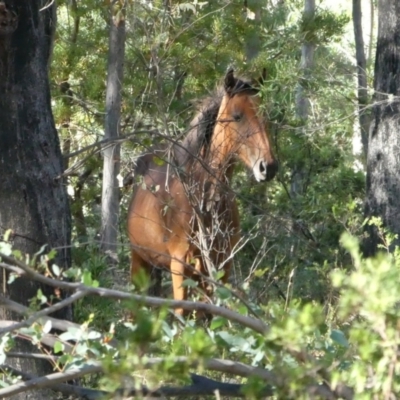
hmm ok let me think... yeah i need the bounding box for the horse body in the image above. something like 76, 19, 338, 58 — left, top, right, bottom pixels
128, 70, 277, 314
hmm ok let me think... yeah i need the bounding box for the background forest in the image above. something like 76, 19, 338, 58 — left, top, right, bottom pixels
56, 0, 364, 304
2, 0, 400, 399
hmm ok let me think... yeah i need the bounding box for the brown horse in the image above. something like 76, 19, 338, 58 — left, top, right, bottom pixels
127, 69, 277, 315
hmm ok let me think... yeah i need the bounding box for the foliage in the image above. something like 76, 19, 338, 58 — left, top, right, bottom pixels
53, 0, 365, 297
3, 229, 400, 398
0, 0, 385, 397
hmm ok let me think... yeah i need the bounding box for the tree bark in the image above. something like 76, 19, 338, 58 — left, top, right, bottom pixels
0, 2, 71, 399
290, 0, 315, 198
364, 0, 400, 255
353, 0, 370, 161
100, 1, 126, 264
243, 1, 262, 61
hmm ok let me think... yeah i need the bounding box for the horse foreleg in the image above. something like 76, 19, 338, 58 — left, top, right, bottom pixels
130, 250, 153, 286
170, 253, 188, 316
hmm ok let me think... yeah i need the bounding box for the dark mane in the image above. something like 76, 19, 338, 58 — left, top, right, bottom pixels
135, 76, 256, 174
175, 90, 222, 166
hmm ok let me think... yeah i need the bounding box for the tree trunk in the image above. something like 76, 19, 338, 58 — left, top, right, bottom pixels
243, 1, 262, 62
100, 1, 126, 265
290, 0, 315, 198
353, 0, 370, 161
364, 0, 400, 255
0, 2, 71, 399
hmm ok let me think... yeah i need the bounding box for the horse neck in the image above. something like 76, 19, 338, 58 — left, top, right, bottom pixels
205, 123, 235, 183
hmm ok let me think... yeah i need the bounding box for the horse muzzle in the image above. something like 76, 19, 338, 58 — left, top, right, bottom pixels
253, 159, 278, 182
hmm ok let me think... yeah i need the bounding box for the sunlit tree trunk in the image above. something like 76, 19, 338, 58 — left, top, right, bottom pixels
101, 1, 126, 264
365, 0, 400, 255
0, 2, 71, 398
353, 0, 370, 161
368, 0, 375, 63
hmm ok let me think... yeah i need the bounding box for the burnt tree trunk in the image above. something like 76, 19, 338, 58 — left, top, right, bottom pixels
0, 2, 71, 398
365, 0, 400, 255
100, 1, 126, 266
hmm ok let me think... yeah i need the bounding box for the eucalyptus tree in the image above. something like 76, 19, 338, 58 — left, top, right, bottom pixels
0, 2, 71, 398
100, 0, 126, 265
365, 0, 400, 254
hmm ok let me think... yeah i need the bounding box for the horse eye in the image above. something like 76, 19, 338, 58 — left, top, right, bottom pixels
233, 113, 242, 122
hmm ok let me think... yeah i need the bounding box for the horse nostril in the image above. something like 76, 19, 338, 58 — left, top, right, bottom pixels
266, 160, 278, 181
260, 161, 266, 174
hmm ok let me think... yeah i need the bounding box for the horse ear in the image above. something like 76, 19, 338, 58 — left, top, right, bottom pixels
224, 68, 236, 95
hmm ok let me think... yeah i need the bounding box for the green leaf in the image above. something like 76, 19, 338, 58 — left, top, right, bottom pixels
52, 264, 61, 277
210, 317, 227, 330
7, 273, 18, 284
330, 329, 349, 347
47, 249, 57, 260
54, 341, 64, 354
82, 270, 98, 287
215, 287, 231, 300
87, 331, 102, 340
0, 241, 12, 256
42, 320, 52, 334
0, 352, 6, 366
218, 331, 248, 350
75, 343, 89, 356
153, 156, 165, 166
59, 328, 82, 342
36, 289, 47, 305
182, 278, 197, 288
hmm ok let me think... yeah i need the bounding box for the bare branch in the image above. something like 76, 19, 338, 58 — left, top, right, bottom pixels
0, 356, 353, 399
6, 352, 60, 362
0, 297, 119, 348
0, 364, 102, 398
0, 253, 269, 334
0, 290, 87, 335
0, 322, 74, 353
0, 296, 86, 332
0, 364, 105, 399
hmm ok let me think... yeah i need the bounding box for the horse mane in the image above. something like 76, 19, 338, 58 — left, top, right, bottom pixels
175, 89, 222, 166
135, 76, 255, 175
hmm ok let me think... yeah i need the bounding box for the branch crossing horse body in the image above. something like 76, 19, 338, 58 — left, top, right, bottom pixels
127, 70, 278, 315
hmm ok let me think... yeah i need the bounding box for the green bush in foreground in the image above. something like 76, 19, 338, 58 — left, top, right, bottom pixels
2, 226, 400, 398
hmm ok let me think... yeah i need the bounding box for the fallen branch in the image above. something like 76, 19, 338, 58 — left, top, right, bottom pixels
0, 321, 74, 353
0, 290, 87, 335
1, 364, 105, 399
0, 253, 269, 334
0, 356, 352, 399
0, 296, 119, 348
0, 363, 102, 398
1, 364, 269, 399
